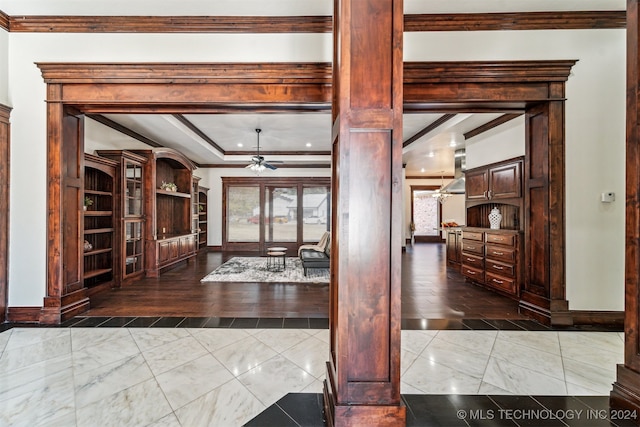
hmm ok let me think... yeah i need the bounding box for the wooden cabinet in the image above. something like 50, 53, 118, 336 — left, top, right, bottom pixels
465, 158, 522, 202
133, 148, 198, 277
460, 228, 522, 298
96, 150, 148, 283
446, 230, 462, 268
83, 154, 118, 293
198, 186, 209, 250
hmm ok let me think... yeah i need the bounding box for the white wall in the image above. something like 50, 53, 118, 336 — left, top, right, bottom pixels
206, 167, 331, 246
5, 28, 626, 312
465, 116, 526, 169
405, 29, 626, 311
0, 29, 7, 105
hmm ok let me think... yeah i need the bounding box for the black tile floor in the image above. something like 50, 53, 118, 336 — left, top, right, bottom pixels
244, 393, 639, 427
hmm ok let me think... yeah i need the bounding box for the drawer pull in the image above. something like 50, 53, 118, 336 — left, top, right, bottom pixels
467, 246, 476, 250
466, 258, 476, 262
492, 251, 504, 256
467, 270, 476, 275
493, 279, 504, 284
492, 265, 504, 270
494, 238, 504, 241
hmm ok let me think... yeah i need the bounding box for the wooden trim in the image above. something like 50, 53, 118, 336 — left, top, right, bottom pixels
4, 11, 625, 34
86, 114, 162, 147
9, 15, 333, 33
7, 307, 42, 323
172, 114, 224, 153
464, 113, 523, 140
403, 113, 456, 148
0, 12, 8, 31
570, 310, 625, 328
406, 175, 454, 180
405, 11, 626, 32
0, 104, 9, 324
225, 150, 332, 156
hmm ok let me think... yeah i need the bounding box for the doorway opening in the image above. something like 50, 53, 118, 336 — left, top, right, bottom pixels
411, 185, 443, 243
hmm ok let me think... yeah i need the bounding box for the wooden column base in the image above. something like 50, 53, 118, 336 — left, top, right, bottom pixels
611, 364, 640, 414
323, 364, 406, 427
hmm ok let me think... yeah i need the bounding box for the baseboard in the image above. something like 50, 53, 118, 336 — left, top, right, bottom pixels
611, 364, 640, 414
570, 310, 624, 328
6, 306, 41, 323
209, 245, 222, 251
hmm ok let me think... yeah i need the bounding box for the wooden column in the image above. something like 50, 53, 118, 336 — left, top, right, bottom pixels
323, 0, 405, 425
0, 104, 10, 324
611, 0, 640, 413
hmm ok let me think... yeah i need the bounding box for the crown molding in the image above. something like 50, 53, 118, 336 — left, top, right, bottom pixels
4, 11, 625, 33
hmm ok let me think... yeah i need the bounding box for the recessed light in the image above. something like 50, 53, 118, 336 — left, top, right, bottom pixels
449, 141, 457, 147
237, 143, 243, 147
420, 168, 425, 173
306, 143, 312, 147
428, 152, 434, 158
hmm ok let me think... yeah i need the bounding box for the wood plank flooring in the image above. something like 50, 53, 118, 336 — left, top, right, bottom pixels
86, 243, 526, 320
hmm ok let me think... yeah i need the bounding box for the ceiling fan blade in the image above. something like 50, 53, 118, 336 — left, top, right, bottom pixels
264, 163, 278, 170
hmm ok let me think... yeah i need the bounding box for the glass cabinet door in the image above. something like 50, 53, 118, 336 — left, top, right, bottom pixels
125, 161, 143, 217
124, 220, 144, 277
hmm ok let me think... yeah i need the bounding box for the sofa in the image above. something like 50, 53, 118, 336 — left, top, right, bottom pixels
299, 232, 330, 276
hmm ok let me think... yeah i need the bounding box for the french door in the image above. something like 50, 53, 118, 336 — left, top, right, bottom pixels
223, 177, 330, 252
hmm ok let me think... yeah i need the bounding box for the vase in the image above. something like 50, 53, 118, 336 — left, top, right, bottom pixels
488, 207, 502, 229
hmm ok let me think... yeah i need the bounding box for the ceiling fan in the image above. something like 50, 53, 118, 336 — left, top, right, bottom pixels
246, 128, 280, 172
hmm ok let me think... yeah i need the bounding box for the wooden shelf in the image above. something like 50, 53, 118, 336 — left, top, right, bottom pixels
84, 248, 112, 257
156, 189, 191, 198
84, 210, 113, 217
84, 227, 115, 235
84, 268, 113, 280
84, 189, 112, 196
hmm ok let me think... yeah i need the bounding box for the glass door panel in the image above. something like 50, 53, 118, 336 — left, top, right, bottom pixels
227, 186, 260, 242
124, 220, 144, 277
125, 161, 143, 217
265, 186, 297, 243
303, 186, 330, 242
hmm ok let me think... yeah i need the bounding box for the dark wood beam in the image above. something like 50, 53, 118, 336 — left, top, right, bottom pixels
172, 114, 225, 154
405, 11, 626, 31
0, 11, 9, 31
225, 150, 331, 156
403, 114, 456, 148
86, 114, 162, 148
406, 175, 454, 180
201, 163, 330, 169
464, 113, 523, 140
5, 11, 625, 33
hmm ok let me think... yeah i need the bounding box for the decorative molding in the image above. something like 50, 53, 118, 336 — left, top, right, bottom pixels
406, 175, 454, 180
0, 104, 11, 123
570, 310, 625, 328
464, 113, 523, 140
201, 163, 330, 169
0, 11, 9, 31
5, 11, 624, 34
172, 114, 224, 153
405, 11, 626, 32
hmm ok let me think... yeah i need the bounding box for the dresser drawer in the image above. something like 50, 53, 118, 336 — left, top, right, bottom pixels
485, 244, 515, 263
463, 231, 483, 242
485, 260, 515, 278
462, 240, 484, 255
461, 253, 484, 269
462, 265, 484, 282
485, 272, 517, 295
485, 233, 515, 246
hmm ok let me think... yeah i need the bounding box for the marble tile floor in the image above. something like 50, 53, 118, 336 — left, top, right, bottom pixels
0, 327, 627, 427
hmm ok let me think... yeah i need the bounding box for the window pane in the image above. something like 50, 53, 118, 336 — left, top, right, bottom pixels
227, 186, 260, 242
303, 187, 329, 242
265, 187, 297, 242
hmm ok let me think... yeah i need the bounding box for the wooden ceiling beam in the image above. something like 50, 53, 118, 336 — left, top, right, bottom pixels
464, 113, 523, 140
86, 114, 162, 147
403, 113, 456, 148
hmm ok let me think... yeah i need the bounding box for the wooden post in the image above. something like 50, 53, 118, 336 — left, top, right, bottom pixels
611, 0, 640, 413
323, 0, 406, 425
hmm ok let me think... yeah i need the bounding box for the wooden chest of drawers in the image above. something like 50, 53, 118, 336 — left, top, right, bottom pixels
460, 228, 522, 298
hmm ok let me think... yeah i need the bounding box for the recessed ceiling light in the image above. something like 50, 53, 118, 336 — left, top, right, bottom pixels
449, 141, 457, 147
420, 168, 425, 173
306, 143, 312, 147
237, 143, 243, 147
428, 152, 434, 158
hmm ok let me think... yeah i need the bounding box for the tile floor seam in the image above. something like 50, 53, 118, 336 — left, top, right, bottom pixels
478, 329, 500, 394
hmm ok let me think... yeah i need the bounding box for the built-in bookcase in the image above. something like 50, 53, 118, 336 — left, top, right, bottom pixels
83, 154, 118, 292
198, 186, 209, 250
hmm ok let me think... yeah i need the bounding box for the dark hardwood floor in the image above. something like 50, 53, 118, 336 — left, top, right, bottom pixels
86, 243, 526, 320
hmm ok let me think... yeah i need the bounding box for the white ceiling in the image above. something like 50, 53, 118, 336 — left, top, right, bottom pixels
1, 0, 623, 175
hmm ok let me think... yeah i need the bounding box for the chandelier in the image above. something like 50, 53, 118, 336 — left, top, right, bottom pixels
432, 173, 452, 204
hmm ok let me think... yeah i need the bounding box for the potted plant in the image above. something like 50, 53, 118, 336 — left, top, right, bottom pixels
83, 196, 93, 211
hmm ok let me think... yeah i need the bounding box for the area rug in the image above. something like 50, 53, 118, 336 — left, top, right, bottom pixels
200, 256, 329, 283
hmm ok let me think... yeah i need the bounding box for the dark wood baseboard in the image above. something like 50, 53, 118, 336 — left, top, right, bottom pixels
6, 306, 42, 323
571, 310, 625, 328
209, 245, 222, 251
611, 365, 640, 414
